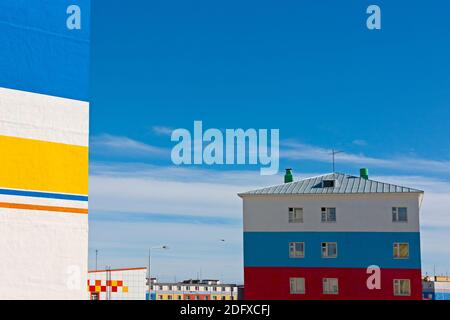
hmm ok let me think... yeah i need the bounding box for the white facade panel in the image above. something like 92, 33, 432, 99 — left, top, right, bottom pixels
0, 209, 88, 299
0, 87, 89, 147
243, 193, 421, 232
87, 268, 147, 300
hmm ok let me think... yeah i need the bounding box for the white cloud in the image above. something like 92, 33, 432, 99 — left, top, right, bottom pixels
90, 134, 168, 157
152, 125, 174, 136
90, 163, 281, 218
352, 139, 368, 146
282, 141, 450, 174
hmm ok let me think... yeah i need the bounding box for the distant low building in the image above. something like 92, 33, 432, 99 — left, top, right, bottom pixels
423, 276, 450, 300
149, 279, 239, 300
87, 267, 147, 300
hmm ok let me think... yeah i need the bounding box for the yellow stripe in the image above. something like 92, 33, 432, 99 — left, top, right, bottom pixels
0, 135, 88, 195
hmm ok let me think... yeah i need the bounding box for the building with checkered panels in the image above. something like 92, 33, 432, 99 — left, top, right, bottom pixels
0, 1, 90, 299
88, 268, 148, 300
239, 169, 423, 300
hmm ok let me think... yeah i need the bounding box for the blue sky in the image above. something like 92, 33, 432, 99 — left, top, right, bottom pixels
89, 0, 450, 283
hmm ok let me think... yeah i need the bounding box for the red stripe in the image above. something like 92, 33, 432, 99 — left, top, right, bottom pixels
244, 267, 422, 300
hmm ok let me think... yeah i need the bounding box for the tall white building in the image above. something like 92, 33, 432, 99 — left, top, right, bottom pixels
0, 1, 90, 299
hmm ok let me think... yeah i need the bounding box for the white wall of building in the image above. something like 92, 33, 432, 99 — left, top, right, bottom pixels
242, 193, 421, 232
88, 268, 147, 300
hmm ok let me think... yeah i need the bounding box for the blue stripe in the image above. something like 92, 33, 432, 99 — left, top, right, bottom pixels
0, 188, 88, 202
244, 231, 421, 269
0, 0, 90, 100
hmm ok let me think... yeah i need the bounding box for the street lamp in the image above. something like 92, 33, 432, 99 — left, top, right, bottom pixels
148, 245, 169, 300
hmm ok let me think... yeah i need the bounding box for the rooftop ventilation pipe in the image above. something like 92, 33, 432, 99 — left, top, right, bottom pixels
360, 168, 369, 180
284, 168, 293, 183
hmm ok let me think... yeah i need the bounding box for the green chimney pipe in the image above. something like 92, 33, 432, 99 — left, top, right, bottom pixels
284, 168, 293, 183
360, 168, 369, 180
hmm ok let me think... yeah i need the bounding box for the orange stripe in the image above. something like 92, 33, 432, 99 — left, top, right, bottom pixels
0, 202, 88, 214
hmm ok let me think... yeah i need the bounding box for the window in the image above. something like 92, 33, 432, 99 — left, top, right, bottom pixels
321, 208, 336, 222
393, 243, 409, 259
186, 295, 191, 300
205, 296, 209, 300
393, 207, 408, 222
90, 292, 99, 300
213, 296, 217, 300
177, 295, 182, 300
289, 242, 305, 258
195, 295, 200, 300
289, 278, 305, 294
168, 295, 172, 300
394, 279, 411, 296
289, 208, 303, 223
323, 180, 335, 188
321, 242, 338, 258
323, 278, 339, 295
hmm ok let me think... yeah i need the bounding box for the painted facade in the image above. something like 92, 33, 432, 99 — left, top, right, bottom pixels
239, 171, 423, 300
150, 280, 239, 300
88, 268, 147, 300
423, 276, 450, 300
0, 1, 90, 299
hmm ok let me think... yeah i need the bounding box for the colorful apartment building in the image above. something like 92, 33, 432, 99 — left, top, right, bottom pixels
0, 1, 90, 299
239, 169, 423, 300
423, 276, 450, 300
88, 267, 147, 300
149, 279, 239, 300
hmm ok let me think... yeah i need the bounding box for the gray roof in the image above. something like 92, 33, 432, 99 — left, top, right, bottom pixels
239, 173, 423, 196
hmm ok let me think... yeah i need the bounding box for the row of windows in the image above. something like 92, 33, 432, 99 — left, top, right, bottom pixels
158, 295, 234, 300
289, 278, 411, 296
288, 242, 410, 259
152, 285, 233, 292
288, 207, 408, 223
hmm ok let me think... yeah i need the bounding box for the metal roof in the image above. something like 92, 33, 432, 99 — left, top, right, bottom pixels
239, 173, 424, 196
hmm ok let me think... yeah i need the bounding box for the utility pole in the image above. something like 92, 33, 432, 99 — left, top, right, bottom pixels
95, 249, 98, 271
148, 245, 169, 301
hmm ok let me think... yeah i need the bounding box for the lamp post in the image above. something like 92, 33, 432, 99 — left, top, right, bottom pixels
148, 245, 169, 300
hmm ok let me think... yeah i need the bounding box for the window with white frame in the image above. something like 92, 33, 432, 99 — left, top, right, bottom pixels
393, 242, 409, 259
393, 279, 411, 296
289, 242, 305, 258
321, 242, 338, 258
289, 207, 303, 223
323, 278, 339, 294
289, 277, 305, 294
321, 207, 336, 222
392, 207, 408, 222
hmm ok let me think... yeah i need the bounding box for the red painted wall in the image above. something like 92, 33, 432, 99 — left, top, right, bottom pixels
244, 267, 422, 300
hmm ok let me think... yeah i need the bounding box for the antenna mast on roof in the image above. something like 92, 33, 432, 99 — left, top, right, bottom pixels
330, 149, 343, 173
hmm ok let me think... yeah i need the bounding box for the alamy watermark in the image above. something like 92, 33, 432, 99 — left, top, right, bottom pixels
66, 5, 82, 30
171, 121, 279, 175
